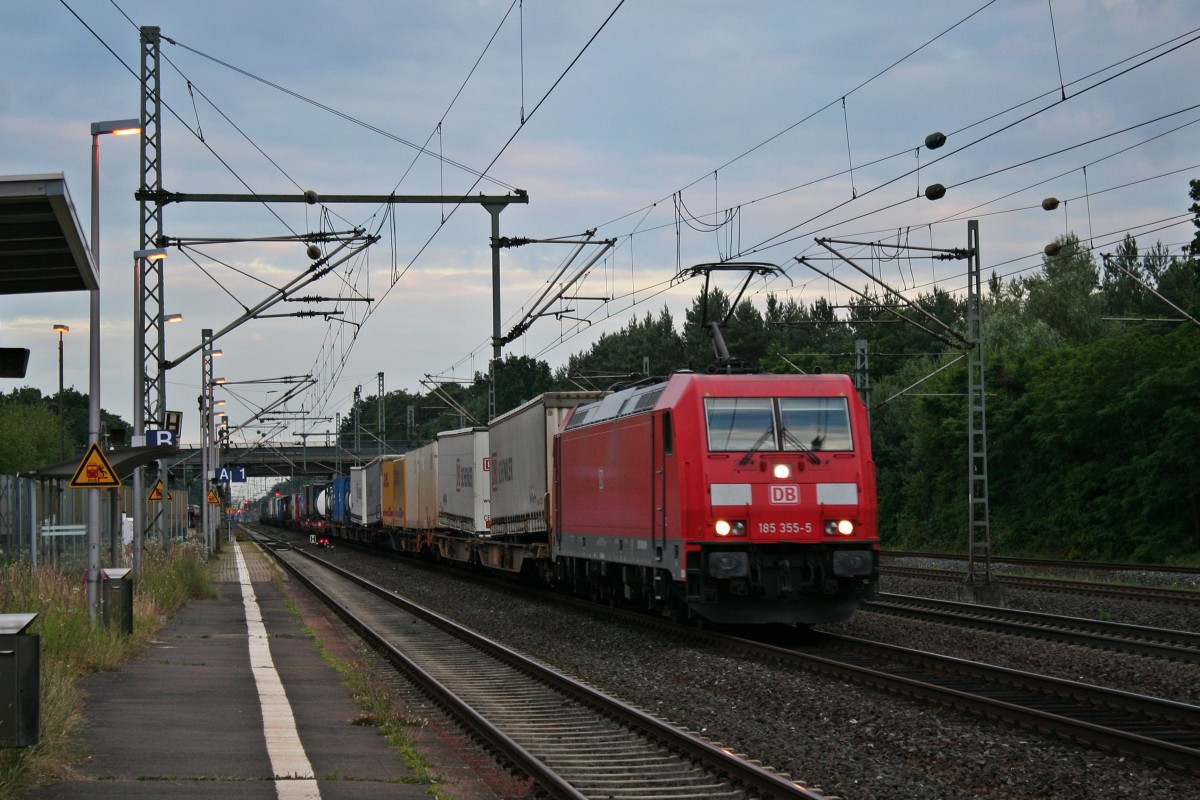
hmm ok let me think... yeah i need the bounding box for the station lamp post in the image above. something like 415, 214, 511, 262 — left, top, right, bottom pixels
53, 324, 69, 459
208, 378, 226, 554
200, 328, 223, 555
88, 118, 140, 624
160, 313, 183, 539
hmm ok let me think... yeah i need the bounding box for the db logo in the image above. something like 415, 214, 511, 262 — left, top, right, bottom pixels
769, 485, 800, 504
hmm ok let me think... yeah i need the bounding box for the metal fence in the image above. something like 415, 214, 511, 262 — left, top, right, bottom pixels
0, 474, 194, 571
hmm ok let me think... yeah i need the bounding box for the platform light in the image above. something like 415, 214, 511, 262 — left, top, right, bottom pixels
90, 116, 142, 615
91, 119, 141, 137
134, 247, 168, 261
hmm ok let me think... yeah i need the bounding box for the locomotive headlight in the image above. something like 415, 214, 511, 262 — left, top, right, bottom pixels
714, 520, 747, 537
772, 463, 791, 479
825, 519, 855, 536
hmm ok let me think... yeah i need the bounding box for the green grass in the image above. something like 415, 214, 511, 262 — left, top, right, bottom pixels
277, 590, 455, 799
0, 540, 216, 799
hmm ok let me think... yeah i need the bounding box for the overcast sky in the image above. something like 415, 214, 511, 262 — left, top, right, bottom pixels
2, 0, 1197, 449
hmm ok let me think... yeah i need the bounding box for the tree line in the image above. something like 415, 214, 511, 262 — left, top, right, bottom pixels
348, 180, 1200, 564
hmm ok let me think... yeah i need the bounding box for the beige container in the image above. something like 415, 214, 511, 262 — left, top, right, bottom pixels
380, 456, 404, 528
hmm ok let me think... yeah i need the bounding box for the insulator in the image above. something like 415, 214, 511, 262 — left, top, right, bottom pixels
924, 131, 946, 150
303, 189, 319, 204
1041, 197, 1060, 211
306, 244, 322, 260
1044, 241, 1063, 257
924, 183, 946, 201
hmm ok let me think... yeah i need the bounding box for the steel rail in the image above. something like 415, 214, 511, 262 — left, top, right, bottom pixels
698, 630, 1200, 774
882, 565, 1200, 605
881, 550, 1200, 578
866, 593, 1200, 663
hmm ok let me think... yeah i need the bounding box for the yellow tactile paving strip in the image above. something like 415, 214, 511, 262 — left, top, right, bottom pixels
214, 539, 279, 583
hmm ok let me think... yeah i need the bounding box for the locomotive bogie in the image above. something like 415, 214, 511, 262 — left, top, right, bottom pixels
686, 542, 877, 624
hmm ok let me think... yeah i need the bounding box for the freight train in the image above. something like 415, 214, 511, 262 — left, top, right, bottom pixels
263, 371, 879, 625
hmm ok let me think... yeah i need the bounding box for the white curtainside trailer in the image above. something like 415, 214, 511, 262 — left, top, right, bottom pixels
349, 457, 384, 528
436, 427, 489, 535
488, 392, 606, 539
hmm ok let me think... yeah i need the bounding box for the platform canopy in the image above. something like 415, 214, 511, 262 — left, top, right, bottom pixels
0, 173, 97, 295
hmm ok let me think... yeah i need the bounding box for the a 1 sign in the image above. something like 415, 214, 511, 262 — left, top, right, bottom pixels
213, 467, 247, 483
146, 429, 177, 447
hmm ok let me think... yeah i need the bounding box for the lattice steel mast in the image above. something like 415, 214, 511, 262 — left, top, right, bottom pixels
959, 219, 1003, 604
132, 26, 164, 574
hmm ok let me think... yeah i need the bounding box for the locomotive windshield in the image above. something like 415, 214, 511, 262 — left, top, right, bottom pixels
706, 396, 853, 453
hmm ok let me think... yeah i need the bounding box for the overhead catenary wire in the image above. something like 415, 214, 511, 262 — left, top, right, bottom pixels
474, 28, 1200, 374
70, 0, 544, 425
131, 3, 1200, 371
58, 1, 1198, 437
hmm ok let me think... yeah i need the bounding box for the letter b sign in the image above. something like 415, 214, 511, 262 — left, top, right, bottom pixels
147, 429, 177, 447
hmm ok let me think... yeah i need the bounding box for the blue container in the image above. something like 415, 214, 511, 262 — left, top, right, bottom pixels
330, 475, 352, 525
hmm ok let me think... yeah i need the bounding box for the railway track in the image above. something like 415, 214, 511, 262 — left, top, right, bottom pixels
258, 527, 1200, 775
758, 631, 1200, 773
247, 530, 824, 800
865, 593, 1200, 663
881, 564, 1200, 605
882, 550, 1200, 580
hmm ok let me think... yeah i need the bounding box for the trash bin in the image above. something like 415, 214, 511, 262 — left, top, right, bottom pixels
101, 568, 134, 635
0, 613, 39, 748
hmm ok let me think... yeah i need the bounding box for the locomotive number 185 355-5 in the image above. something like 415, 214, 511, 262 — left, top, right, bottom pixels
757, 521, 813, 534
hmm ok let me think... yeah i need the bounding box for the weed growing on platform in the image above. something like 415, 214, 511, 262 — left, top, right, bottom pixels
278, 589, 454, 798
0, 541, 215, 798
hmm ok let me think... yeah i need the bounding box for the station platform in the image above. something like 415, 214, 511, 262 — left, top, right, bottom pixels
22, 539, 502, 800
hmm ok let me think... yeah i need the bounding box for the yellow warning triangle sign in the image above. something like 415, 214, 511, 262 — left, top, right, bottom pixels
69, 443, 120, 489
148, 480, 164, 502
207, 489, 221, 505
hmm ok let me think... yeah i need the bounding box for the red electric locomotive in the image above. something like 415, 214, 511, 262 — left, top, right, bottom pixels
553, 371, 878, 625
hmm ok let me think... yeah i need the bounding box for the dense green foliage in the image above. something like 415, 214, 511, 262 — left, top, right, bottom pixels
0, 387, 128, 474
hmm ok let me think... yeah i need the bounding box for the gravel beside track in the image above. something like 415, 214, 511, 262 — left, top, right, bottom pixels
311, 544, 1200, 800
